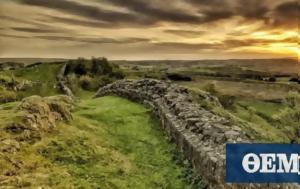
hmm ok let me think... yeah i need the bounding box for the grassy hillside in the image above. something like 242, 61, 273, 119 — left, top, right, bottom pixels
1, 63, 61, 97
115, 58, 300, 75
0, 96, 203, 188
0, 59, 298, 188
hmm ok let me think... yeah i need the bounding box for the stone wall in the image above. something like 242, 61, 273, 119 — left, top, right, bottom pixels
56, 64, 75, 99
95, 79, 299, 189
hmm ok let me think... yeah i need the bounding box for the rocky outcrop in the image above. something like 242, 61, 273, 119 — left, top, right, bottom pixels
0, 95, 73, 186
95, 79, 299, 189
5, 95, 73, 143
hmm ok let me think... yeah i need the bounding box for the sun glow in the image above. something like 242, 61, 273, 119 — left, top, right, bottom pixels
251, 31, 297, 41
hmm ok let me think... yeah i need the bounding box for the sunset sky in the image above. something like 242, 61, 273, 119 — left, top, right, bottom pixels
0, 0, 298, 60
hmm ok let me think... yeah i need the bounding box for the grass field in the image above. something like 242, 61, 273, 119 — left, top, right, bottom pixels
0, 96, 201, 189
0, 60, 298, 188
1, 63, 61, 97
177, 77, 298, 101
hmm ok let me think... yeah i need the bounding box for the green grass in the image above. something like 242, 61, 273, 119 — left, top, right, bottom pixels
187, 85, 292, 142
0, 96, 200, 188
237, 99, 283, 117
229, 99, 290, 142
1, 64, 62, 97
71, 96, 198, 189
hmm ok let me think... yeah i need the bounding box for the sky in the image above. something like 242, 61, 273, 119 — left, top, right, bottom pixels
0, 0, 299, 60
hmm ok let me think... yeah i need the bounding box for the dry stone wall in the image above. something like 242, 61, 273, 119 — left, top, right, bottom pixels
95, 79, 299, 189
56, 64, 75, 99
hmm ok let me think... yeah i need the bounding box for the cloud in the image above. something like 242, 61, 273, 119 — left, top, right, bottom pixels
48, 16, 115, 28
272, 1, 299, 27
152, 36, 297, 51
0, 15, 51, 28
223, 37, 297, 48
19, 0, 152, 26
102, 0, 202, 24
1, 0, 297, 59
36, 35, 151, 44
11, 27, 61, 33
18, 0, 296, 29
0, 34, 30, 39
184, 0, 230, 8
164, 29, 206, 38
152, 42, 222, 50
200, 10, 234, 22
235, 0, 269, 19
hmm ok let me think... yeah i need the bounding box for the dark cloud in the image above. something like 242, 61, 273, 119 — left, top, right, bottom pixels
36, 35, 151, 44
185, 0, 268, 19
103, 0, 202, 24
272, 1, 299, 27
0, 34, 30, 39
48, 16, 114, 28
184, 0, 229, 7
20, 0, 152, 26
104, 0, 244, 24
11, 27, 61, 33
200, 10, 234, 22
1, 0, 296, 59
0, 15, 52, 28
164, 29, 206, 38
19, 0, 239, 27
235, 0, 269, 19
18, 0, 295, 28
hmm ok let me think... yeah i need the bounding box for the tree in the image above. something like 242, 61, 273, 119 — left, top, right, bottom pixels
91, 57, 113, 75
91, 57, 102, 74
101, 58, 113, 74
74, 63, 86, 75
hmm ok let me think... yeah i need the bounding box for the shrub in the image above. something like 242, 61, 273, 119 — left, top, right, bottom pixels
167, 73, 192, 81
203, 83, 218, 96
289, 78, 299, 83
79, 75, 92, 90
268, 77, 276, 82
91, 58, 102, 74
98, 76, 114, 88
110, 69, 125, 79
0, 87, 18, 103
91, 57, 113, 75
218, 95, 236, 109
284, 91, 300, 108
63, 57, 124, 92
74, 63, 87, 75
274, 91, 300, 142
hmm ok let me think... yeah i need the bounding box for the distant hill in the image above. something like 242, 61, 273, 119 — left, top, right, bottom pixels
0, 58, 68, 65
114, 58, 300, 74
1, 58, 298, 74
